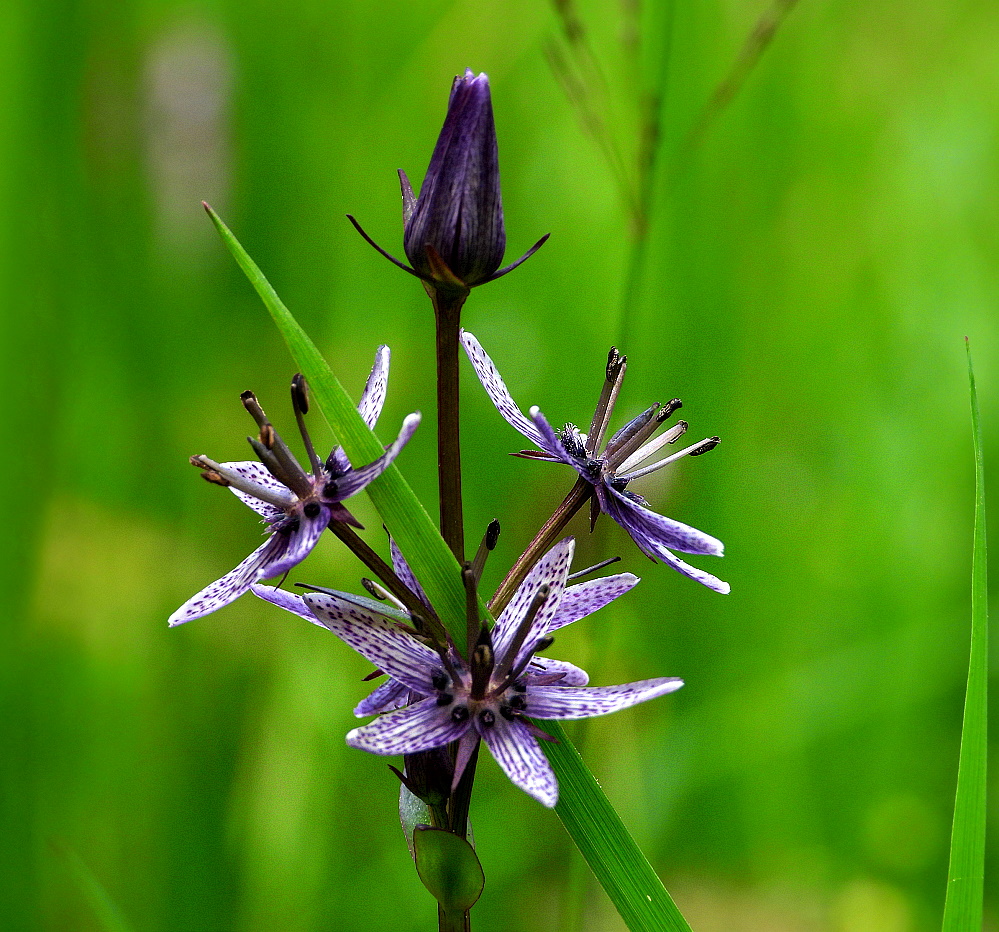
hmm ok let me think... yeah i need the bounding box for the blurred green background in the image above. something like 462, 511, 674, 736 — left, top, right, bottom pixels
2, 0, 995, 929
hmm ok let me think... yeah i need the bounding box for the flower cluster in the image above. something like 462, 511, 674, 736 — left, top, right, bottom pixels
172, 69, 727, 826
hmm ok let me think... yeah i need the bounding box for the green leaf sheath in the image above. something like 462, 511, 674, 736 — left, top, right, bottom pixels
941, 340, 989, 932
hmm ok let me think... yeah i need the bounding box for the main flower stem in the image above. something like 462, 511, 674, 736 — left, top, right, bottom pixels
487, 477, 592, 615
430, 287, 468, 564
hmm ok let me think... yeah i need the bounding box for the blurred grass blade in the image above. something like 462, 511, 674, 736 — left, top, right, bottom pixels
941, 340, 988, 932
58, 844, 134, 932
207, 206, 696, 932
546, 720, 692, 932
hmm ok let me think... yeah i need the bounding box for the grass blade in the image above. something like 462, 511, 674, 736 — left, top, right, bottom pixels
941, 339, 989, 931
207, 206, 697, 931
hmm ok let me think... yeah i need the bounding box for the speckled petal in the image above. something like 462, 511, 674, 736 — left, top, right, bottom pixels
168, 535, 285, 626
526, 677, 684, 720
524, 656, 589, 686
332, 413, 421, 500
250, 584, 328, 630
460, 331, 549, 449
493, 538, 574, 659
222, 461, 292, 518
346, 697, 469, 755
389, 537, 431, 608
600, 487, 730, 594
603, 484, 724, 556
548, 573, 640, 632
478, 716, 559, 807
262, 507, 330, 578
354, 679, 415, 716
303, 592, 440, 693
357, 345, 390, 429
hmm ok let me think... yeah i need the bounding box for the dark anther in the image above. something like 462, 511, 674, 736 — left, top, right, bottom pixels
431, 671, 449, 691
361, 578, 386, 600
511, 680, 527, 693
507, 693, 527, 710
689, 436, 721, 456
322, 480, 338, 498
478, 709, 496, 727
303, 502, 321, 519
486, 519, 501, 550
585, 461, 602, 481
609, 476, 628, 492
436, 693, 454, 706
260, 423, 276, 449
605, 347, 624, 381
450, 706, 469, 723
535, 635, 554, 652
240, 390, 256, 405
200, 470, 230, 487
500, 706, 517, 720
290, 373, 309, 414
658, 398, 683, 421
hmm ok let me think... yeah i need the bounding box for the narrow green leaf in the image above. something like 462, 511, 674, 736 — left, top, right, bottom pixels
941, 339, 988, 932
207, 207, 696, 932
545, 721, 692, 932
414, 826, 485, 912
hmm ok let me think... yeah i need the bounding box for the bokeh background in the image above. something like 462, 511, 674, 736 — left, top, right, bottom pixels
3, 0, 996, 929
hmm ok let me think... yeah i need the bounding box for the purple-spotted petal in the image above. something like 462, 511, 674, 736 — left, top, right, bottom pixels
548, 573, 640, 632
599, 488, 730, 594
526, 677, 684, 720
251, 584, 328, 630
262, 506, 330, 578
460, 331, 550, 449
346, 697, 470, 755
389, 537, 431, 608
478, 716, 559, 807
357, 345, 390, 429
303, 592, 440, 692
493, 538, 574, 659
354, 678, 415, 716
529, 408, 586, 472
602, 484, 724, 557
222, 461, 293, 518
168, 535, 285, 626
332, 413, 421, 500
524, 656, 589, 686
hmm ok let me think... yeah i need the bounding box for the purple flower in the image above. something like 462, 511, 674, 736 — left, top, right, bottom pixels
347, 69, 548, 291
169, 347, 420, 627
461, 331, 729, 594
255, 539, 681, 807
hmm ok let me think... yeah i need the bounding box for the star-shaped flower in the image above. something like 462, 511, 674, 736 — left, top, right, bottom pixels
169, 347, 420, 627
461, 331, 729, 594
255, 539, 681, 807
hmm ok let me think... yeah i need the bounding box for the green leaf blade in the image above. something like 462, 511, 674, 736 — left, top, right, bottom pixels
941, 340, 989, 932
545, 721, 692, 932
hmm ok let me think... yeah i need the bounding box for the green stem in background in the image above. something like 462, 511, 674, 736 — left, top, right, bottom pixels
429, 286, 469, 565
488, 478, 592, 615
941, 340, 988, 932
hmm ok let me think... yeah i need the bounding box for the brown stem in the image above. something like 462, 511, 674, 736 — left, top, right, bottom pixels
326, 522, 445, 640
487, 478, 592, 616
430, 287, 469, 564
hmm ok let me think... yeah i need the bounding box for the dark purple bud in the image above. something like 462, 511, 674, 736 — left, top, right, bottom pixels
403, 69, 506, 287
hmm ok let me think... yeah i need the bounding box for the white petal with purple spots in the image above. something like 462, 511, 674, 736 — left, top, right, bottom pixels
548, 573, 640, 631
478, 716, 559, 808
303, 592, 440, 693
460, 331, 549, 449
526, 677, 684, 719
251, 584, 328, 629
524, 656, 589, 686
357, 344, 390, 429
334, 413, 421, 499
346, 697, 469, 755
354, 679, 415, 716
263, 506, 330, 578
